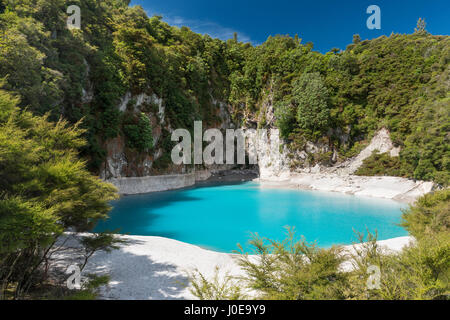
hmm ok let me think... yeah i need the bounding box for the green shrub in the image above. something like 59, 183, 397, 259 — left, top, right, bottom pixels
355, 151, 403, 177
345, 231, 449, 300
189, 267, 246, 300
235, 229, 348, 300
63, 275, 110, 300
401, 189, 450, 239
0, 89, 119, 299
274, 100, 296, 139
293, 73, 331, 135
122, 112, 153, 152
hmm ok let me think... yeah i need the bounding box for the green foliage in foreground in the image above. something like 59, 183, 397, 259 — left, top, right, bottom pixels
189, 266, 246, 300
190, 190, 450, 300
401, 189, 450, 239
0, 88, 120, 299
236, 230, 348, 300
63, 275, 110, 300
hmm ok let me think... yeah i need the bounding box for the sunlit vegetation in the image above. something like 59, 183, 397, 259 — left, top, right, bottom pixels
0, 88, 122, 299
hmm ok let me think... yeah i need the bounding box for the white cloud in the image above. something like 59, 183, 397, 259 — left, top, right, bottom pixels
141, 7, 255, 44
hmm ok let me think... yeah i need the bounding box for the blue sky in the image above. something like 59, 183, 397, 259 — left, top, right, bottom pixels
130, 0, 449, 52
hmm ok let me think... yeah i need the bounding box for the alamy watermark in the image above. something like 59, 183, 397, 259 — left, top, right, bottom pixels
367, 5, 381, 30
67, 5, 81, 29
170, 121, 280, 165
366, 265, 381, 290
66, 264, 81, 289
64, 5, 379, 34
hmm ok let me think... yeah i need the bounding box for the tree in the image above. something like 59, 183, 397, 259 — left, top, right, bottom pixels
401, 189, 450, 239
352, 34, 361, 44
274, 100, 296, 139
292, 72, 330, 134
331, 48, 340, 54
123, 112, 153, 152
414, 18, 428, 34
0, 88, 119, 299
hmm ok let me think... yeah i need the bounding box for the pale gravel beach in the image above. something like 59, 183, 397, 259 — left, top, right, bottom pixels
56, 234, 413, 300
256, 173, 434, 204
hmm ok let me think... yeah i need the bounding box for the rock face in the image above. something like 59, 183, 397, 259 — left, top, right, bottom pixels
253, 126, 403, 179
100, 88, 433, 201
334, 128, 401, 175
100, 90, 167, 180
101, 91, 235, 180
100, 135, 155, 179
254, 126, 434, 202
246, 128, 290, 179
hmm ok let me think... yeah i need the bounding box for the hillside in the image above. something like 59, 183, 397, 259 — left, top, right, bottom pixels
0, 0, 449, 184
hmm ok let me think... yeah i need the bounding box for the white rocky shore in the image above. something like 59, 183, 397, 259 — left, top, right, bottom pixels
257, 173, 434, 204
254, 128, 434, 203
59, 234, 413, 300
106, 128, 435, 202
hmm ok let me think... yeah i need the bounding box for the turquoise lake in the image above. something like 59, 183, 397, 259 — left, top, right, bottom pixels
94, 181, 408, 253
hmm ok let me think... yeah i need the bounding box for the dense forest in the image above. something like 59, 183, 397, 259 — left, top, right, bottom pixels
0, 0, 448, 184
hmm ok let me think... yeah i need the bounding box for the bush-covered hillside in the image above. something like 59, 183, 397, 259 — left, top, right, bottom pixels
228, 31, 449, 184
0, 0, 449, 183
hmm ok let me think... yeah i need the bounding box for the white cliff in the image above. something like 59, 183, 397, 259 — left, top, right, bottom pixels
254, 127, 434, 203
334, 128, 401, 175
102, 87, 435, 202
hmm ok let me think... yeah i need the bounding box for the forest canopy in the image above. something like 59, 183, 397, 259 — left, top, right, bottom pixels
0, 0, 448, 184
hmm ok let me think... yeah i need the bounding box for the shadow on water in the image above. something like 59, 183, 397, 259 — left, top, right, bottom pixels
94, 180, 407, 252
95, 180, 255, 237
94, 190, 203, 237
194, 179, 254, 189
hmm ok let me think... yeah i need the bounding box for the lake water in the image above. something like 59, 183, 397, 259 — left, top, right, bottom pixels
94, 181, 408, 253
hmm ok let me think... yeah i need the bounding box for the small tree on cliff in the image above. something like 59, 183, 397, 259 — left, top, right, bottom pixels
123, 112, 153, 152
274, 100, 296, 139
292, 72, 330, 135
414, 18, 428, 35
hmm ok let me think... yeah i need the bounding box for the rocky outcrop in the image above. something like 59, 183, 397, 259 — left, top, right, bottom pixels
253, 127, 403, 178
100, 86, 433, 202
252, 127, 434, 202
333, 128, 401, 175
100, 135, 155, 179
101, 90, 235, 180
246, 128, 290, 179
